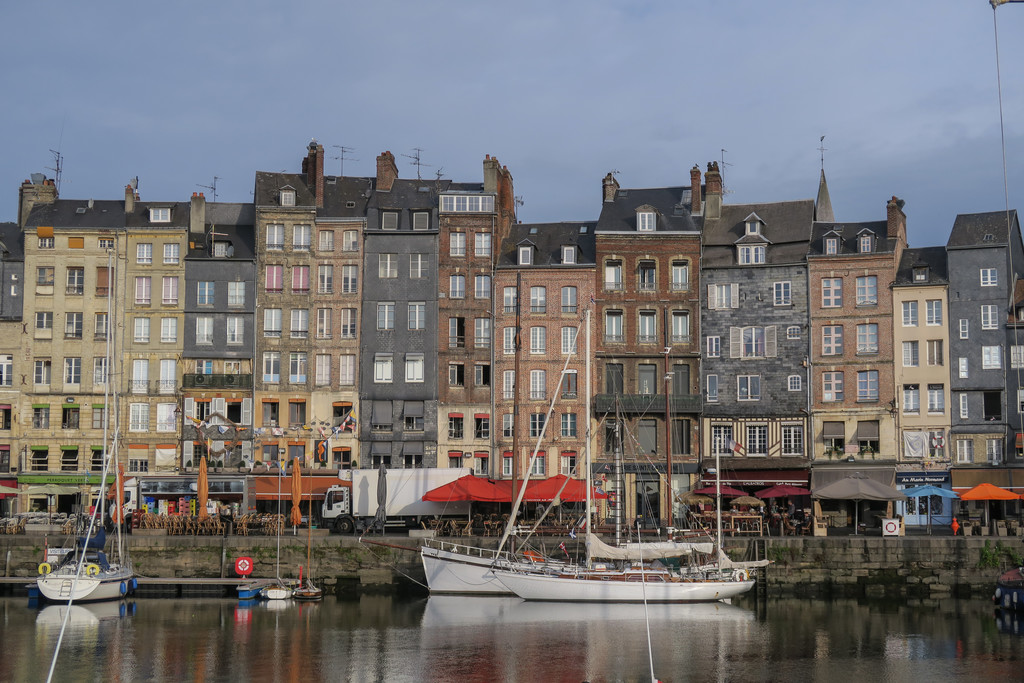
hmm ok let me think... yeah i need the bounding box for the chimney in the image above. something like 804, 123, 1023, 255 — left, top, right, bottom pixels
124, 184, 135, 214
376, 151, 399, 192
190, 191, 206, 238
886, 195, 906, 240
704, 161, 722, 219
690, 165, 702, 215
602, 172, 620, 202
483, 154, 500, 194
302, 139, 325, 207
18, 176, 57, 228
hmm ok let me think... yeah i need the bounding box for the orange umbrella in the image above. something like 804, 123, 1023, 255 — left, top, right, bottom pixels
197, 457, 209, 519
290, 457, 302, 527
959, 483, 1019, 500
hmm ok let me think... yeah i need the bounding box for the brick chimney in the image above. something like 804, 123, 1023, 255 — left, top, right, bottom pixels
483, 154, 500, 194
704, 161, 722, 219
376, 151, 399, 192
301, 139, 325, 207
886, 196, 906, 240
690, 165, 702, 215
602, 172, 620, 202
190, 192, 206, 238
18, 176, 57, 228
125, 184, 135, 214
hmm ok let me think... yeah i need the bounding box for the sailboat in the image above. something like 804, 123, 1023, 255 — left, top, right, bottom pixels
258, 460, 294, 600
292, 469, 322, 602
490, 312, 758, 603
37, 252, 136, 603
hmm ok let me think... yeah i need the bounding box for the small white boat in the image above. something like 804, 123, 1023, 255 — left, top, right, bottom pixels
260, 583, 293, 601
37, 528, 136, 603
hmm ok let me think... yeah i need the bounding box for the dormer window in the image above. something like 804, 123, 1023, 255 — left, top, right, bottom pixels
637, 211, 655, 232
745, 220, 761, 236
859, 234, 874, 253
561, 246, 576, 264
825, 238, 838, 255
913, 266, 928, 282
382, 212, 398, 230
738, 245, 765, 265
280, 190, 296, 207
518, 246, 533, 265
150, 207, 170, 223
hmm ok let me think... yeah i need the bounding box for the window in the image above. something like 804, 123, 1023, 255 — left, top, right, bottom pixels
65, 312, 83, 339
473, 416, 490, 440
857, 370, 879, 401
292, 224, 311, 251
291, 266, 309, 293
503, 286, 518, 313
562, 286, 577, 313
926, 300, 942, 326
857, 323, 878, 353
959, 319, 969, 339
408, 302, 426, 330
988, 438, 1004, 465
503, 370, 515, 400
195, 316, 213, 344
35, 359, 52, 385
902, 301, 918, 326
262, 352, 280, 382
129, 404, 148, 431
288, 401, 307, 428
638, 364, 657, 395
738, 245, 765, 265
340, 309, 356, 338
959, 357, 969, 379
474, 318, 490, 348
981, 268, 998, 286
266, 224, 284, 250
927, 385, 945, 413
856, 276, 877, 305
264, 309, 282, 338
379, 254, 398, 278
706, 375, 719, 402
280, 190, 295, 206
287, 352, 307, 383
822, 278, 842, 308
738, 375, 761, 401
637, 211, 655, 231
36, 311, 53, 332
136, 243, 152, 264
37, 266, 54, 285
746, 425, 768, 455
959, 393, 969, 419
342, 230, 358, 252
637, 261, 656, 291
449, 317, 465, 348
131, 276, 151, 305
981, 305, 998, 330
0, 355, 9, 388
711, 426, 733, 454
382, 212, 398, 230
289, 309, 308, 338
604, 311, 623, 343
530, 370, 546, 400
822, 326, 843, 355
449, 364, 465, 386
983, 345, 1002, 369
518, 246, 532, 265
903, 385, 920, 413
503, 327, 516, 355
265, 265, 283, 293
474, 275, 491, 298
64, 357, 81, 384
774, 281, 792, 306
339, 355, 355, 385
708, 283, 738, 309
782, 426, 803, 456
787, 325, 801, 340
529, 413, 546, 438
788, 375, 801, 391
450, 232, 466, 256
449, 275, 465, 298
316, 308, 332, 339
405, 354, 424, 383
39, 236, 54, 249
903, 341, 919, 367
1013, 346, 1024, 369
706, 336, 721, 357
671, 311, 690, 343
530, 287, 546, 313
64, 267, 84, 295
441, 195, 495, 213
377, 303, 395, 330
133, 317, 150, 343
823, 372, 843, 402
197, 281, 215, 305
475, 233, 491, 256
319, 230, 334, 252
858, 234, 873, 253
671, 261, 689, 291
604, 261, 623, 290
638, 311, 656, 343
313, 355, 331, 386
314, 264, 334, 294
93, 358, 107, 386
735, 325, 771, 358
561, 245, 576, 264
825, 237, 838, 254
913, 266, 928, 282
956, 439, 974, 464
562, 371, 578, 398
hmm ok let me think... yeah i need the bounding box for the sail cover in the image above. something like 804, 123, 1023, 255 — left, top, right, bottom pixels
586, 534, 714, 560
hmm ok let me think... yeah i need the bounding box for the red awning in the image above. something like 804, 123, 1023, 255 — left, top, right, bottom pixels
423, 475, 606, 503
521, 474, 607, 503
704, 470, 808, 487
693, 485, 747, 497
252, 476, 346, 500
0, 478, 17, 499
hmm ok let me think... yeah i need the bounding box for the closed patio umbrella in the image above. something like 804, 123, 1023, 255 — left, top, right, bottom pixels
290, 458, 302, 528
197, 458, 209, 520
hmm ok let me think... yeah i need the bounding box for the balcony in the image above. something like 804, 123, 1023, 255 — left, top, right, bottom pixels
157, 380, 177, 394
593, 393, 702, 415
130, 380, 149, 394
183, 373, 254, 389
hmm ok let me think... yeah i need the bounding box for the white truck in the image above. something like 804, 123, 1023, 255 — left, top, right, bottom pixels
322, 467, 472, 534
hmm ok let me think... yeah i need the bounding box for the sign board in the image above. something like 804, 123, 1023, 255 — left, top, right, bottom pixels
882, 518, 901, 537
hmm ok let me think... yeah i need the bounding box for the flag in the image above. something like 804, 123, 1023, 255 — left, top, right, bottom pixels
569, 527, 577, 540
314, 440, 329, 464
559, 542, 570, 559
728, 438, 743, 453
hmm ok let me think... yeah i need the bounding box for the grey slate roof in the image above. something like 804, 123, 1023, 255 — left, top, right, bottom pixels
0, 223, 24, 260
24, 199, 126, 229
126, 201, 188, 229
188, 203, 257, 260
893, 246, 948, 286
701, 200, 814, 268
595, 186, 700, 233
808, 220, 893, 256
947, 210, 1019, 248
497, 222, 597, 268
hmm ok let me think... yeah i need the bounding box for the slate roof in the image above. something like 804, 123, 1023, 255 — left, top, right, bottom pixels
595, 186, 700, 233
254, 172, 375, 219
24, 199, 126, 229
808, 220, 893, 256
701, 200, 814, 268
188, 203, 257, 260
947, 210, 1019, 248
496, 222, 597, 268
893, 246, 948, 286
0, 223, 24, 260
126, 201, 188, 229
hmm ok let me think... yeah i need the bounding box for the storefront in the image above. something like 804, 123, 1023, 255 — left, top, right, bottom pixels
17, 472, 114, 514
896, 471, 952, 527
137, 475, 245, 516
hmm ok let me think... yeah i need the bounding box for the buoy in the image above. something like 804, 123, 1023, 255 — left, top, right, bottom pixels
85, 563, 101, 576
129, 578, 138, 592
37, 562, 52, 575
735, 569, 749, 582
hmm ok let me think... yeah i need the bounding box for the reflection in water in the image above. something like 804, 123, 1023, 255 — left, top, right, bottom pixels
1, 596, 1023, 682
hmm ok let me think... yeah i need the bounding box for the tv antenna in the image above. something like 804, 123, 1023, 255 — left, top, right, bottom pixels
46, 149, 64, 194
720, 149, 734, 195
403, 148, 432, 180
197, 176, 220, 202
331, 145, 357, 176
818, 135, 828, 170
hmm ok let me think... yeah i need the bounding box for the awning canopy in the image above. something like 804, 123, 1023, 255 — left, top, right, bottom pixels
252, 475, 344, 500
811, 466, 895, 490
422, 475, 605, 503
404, 401, 424, 417
812, 475, 906, 501
822, 421, 845, 439
951, 467, 1024, 491
703, 470, 809, 487
856, 421, 879, 440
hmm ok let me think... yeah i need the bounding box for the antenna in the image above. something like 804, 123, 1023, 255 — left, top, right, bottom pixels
197, 176, 220, 202
46, 149, 64, 194
402, 148, 432, 180
819, 135, 827, 170
331, 145, 357, 176
719, 149, 734, 195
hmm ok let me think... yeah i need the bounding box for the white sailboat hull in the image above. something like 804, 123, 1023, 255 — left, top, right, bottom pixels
493, 569, 754, 603
37, 565, 135, 603
420, 543, 514, 595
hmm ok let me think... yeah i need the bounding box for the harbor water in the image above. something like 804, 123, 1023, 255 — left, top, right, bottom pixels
3, 595, 1023, 682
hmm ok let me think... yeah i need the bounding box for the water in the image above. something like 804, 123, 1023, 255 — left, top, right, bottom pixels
2, 594, 1023, 682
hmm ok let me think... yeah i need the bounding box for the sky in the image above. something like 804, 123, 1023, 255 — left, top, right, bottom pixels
2, 1, 1024, 248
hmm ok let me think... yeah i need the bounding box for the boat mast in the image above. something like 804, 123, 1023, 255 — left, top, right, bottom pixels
584, 309, 592, 568
715, 442, 723, 562
613, 400, 624, 547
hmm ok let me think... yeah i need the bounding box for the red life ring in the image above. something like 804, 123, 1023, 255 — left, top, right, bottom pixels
235, 556, 254, 577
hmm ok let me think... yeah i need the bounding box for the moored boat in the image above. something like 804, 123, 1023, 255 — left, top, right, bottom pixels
994, 567, 1024, 611
36, 528, 137, 603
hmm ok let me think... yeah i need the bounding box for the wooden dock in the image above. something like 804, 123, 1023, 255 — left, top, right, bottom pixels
0, 575, 263, 598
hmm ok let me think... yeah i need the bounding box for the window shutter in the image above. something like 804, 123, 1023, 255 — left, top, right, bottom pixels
766, 326, 777, 357
730, 327, 741, 359
211, 398, 227, 420
184, 397, 195, 420
707, 284, 717, 309
241, 398, 252, 426
730, 285, 740, 308
183, 440, 194, 463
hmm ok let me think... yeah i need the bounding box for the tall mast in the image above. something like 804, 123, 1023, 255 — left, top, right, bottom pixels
584, 309, 592, 567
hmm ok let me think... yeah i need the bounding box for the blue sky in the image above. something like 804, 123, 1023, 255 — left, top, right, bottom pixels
2, 1, 1023, 248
